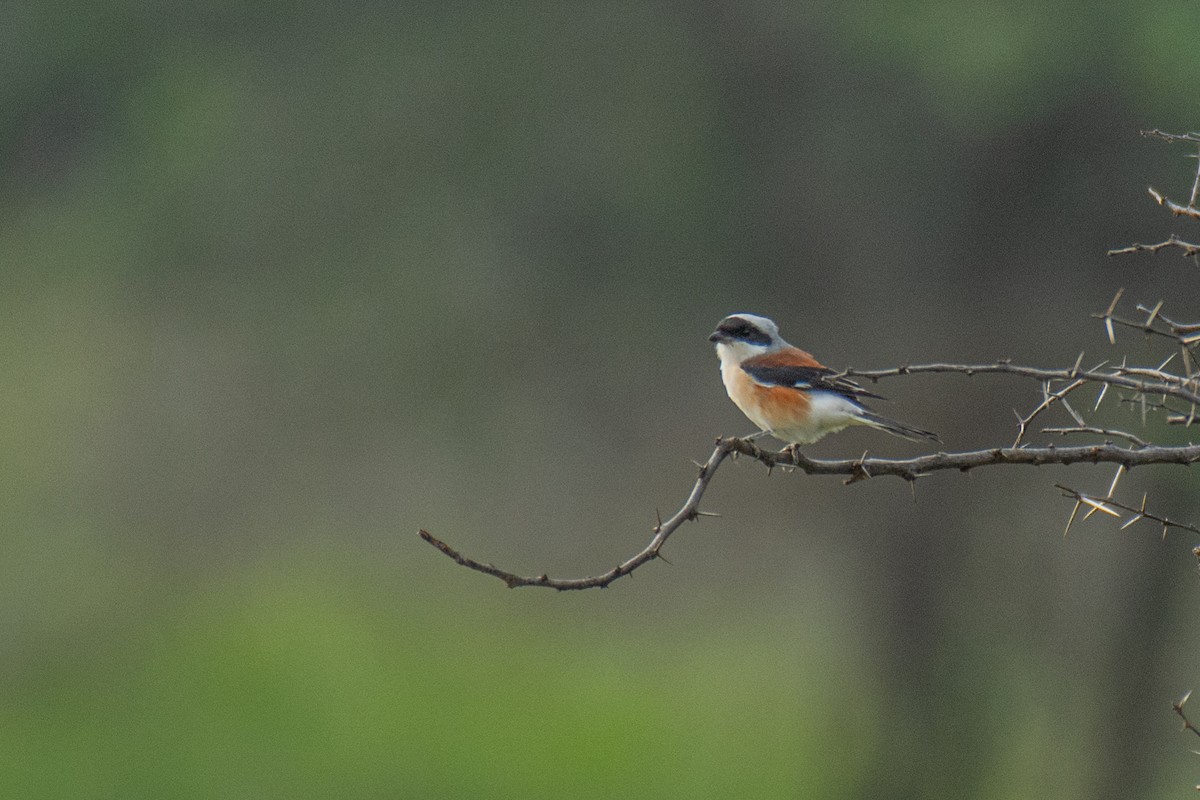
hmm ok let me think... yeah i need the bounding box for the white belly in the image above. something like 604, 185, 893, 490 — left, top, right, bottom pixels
769, 392, 863, 444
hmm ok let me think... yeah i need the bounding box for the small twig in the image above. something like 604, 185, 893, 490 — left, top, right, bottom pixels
1148, 187, 1200, 220
1190, 144, 1200, 208
1097, 311, 1190, 344
419, 437, 742, 590
1107, 235, 1200, 258
1056, 485, 1200, 538
1013, 379, 1087, 446
1141, 130, 1200, 144
1117, 396, 1200, 423
1042, 426, 1148, 448
1146, 308, 1200, 338
1110, 132, 1200, 272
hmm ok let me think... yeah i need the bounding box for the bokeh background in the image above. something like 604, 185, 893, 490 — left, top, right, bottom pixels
6, 2, 1200, 797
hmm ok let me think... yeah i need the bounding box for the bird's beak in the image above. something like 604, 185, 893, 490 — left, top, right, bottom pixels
708, 330, 728, 343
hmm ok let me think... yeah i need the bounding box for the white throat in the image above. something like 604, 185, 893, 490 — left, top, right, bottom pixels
714, 339, 776, 368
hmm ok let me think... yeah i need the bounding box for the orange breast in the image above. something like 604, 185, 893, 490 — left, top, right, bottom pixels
753, 384, 813, 428
724, 364, 811, 432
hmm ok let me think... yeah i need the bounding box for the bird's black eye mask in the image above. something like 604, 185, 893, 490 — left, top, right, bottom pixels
718, 319, 772, 346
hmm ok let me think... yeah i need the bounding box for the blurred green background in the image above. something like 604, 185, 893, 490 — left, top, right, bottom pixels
5, 2, 1200, 797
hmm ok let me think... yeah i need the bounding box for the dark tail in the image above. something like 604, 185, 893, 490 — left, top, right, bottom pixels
857, 411, 941, 444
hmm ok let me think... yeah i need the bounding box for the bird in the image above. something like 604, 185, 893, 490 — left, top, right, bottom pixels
708, 313, 939, 447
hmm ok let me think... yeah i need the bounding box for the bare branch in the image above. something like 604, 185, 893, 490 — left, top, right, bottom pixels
1148, 186, 1200, 220
1141, 129, 1200, 144
842, 361, 1200, 405
1110, 132, 1200, 268
419, 436, 741, 590
742, 440, 1200, 480
1054, 484, 1200, 538
1141, 129, 1200, 207
1042, 426, 1148, 448
1095, 305, 1200, 346
1118, 394, 1200, 424
421, 437, 1200, 590
1107, 236, 1200, 258
1145, 307, 1200, 338
1191, 147, 1200, 209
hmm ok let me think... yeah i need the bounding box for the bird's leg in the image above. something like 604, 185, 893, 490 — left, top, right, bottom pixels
783, 443, 803, 464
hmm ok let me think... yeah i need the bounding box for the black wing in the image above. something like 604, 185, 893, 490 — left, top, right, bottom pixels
741, 364, 886, 402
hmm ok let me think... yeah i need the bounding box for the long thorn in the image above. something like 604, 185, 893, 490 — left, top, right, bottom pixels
1065, 499, 1082, 536
1107, 465, 1125, 499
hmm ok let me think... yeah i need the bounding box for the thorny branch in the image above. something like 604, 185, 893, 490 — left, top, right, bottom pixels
1141, 129, 1200, 144
419, 438, 731, 590
1107, 236, 1200, 258
422, 297, 1200, 592
1056, 475, 1200, 539
841, 361, 1200, 406
1148, 186, 1200, 221
1174, 690, 1200, 739
1043, 426, 1147, 448
1092, 292, 1200, 349
1131, 130, 1200, 780
423, 303, 1200, 590
1172, 690, 1200, 791
1108, 129, 1200, 258
420, 433, 1200, 591
422, 130, 1200, 591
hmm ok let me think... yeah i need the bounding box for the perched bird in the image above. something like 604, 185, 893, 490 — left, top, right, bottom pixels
708, 313, 939, 446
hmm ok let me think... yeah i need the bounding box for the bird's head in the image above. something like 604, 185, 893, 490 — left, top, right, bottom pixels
708, 313, 785, 360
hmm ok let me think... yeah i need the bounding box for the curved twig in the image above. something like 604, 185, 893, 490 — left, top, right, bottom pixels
419, 437, 739, 590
